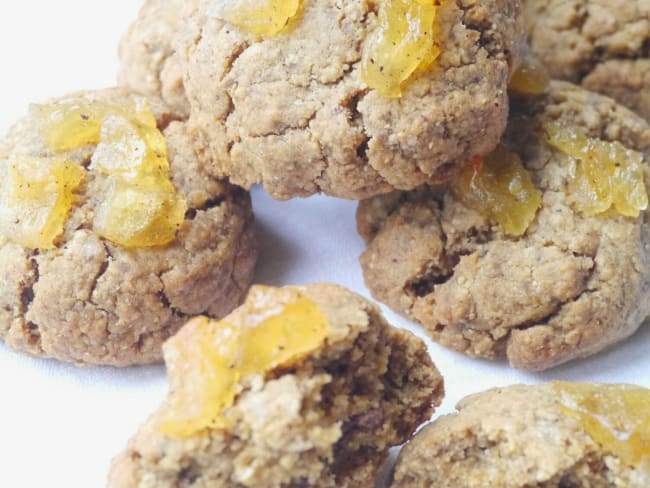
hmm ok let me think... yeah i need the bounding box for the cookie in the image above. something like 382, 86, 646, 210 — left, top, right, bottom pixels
526, 0, 650, 120
118, 0, 194, 119
175, 0, 525, 199
0, 88, 256, 366
391, 382, 650, 487
108, 284, 444, 487
358, 81, 650, 371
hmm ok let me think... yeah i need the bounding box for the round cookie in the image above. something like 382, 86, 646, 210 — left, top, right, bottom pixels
175, 0, 525, 199
391, 382, 650, 487
526, 0, 650, 120
0, 88, 257, 366
358, 81, 650, 371
108, 284, 444, 488
118, 0, 195, 119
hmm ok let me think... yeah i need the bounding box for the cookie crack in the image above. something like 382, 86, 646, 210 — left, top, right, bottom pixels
88, 242, 112, 304
20, 254, 42, 350
220, 41, 251, 83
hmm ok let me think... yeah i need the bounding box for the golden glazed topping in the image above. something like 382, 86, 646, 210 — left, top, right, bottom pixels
362, 0, 444, 98
158, 286, 330, 439
545, 123, 648, 218
0, 158, 84, 249
509, 54, 550, 95
553, 382, 650, 466
28, 100, 186, 248
212, 0, 302, 37
452, 146, 542, 236
31, 100, 156, 153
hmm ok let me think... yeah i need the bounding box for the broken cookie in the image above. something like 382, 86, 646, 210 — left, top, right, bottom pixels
108, 284, 444, 487
0, 88, 256, 366
526, 0, 650, 120
174, 0, 525, 199
358, 81, 650, 371
391, 382, 650, 487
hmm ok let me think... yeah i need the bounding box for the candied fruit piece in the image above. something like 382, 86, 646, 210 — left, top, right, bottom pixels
30, 99, 186, 248
93, 177, 186, 248
31, 99, 155, 153
553, 382, 650, 466
90, 113, 186, 247
211, 0, 302, 37
0, 158, 84, 249
362, 0, 443, 98
158, 286, 330, 439
452, 146, 542, 236
545, 123, 648, 218
509, 54, 550, 95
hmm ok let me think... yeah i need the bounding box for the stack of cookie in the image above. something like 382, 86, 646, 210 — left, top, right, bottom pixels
0, 0, 648, 486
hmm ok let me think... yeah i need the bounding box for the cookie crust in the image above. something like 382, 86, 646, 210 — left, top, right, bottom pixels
526, 0, 650, 119
358, 81, 650, 371
118, 0, 194, 119
0, 88, 257, 366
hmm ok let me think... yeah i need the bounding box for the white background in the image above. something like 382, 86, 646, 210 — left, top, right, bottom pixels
0, 2, 648, 487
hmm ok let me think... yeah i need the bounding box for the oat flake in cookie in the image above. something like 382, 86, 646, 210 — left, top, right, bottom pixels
358, 81, 650, 371
526, 0, 650, 120
119, 0, 196, 120
0, 88, 256, 366
391, 382, 650, 488
108, 284, 444, 488
175, 0, 526, 200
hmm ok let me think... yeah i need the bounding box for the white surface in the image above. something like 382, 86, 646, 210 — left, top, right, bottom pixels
0, 2, 648, 487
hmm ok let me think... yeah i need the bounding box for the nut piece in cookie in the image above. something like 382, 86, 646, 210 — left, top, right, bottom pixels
391, 382, 650, 487
176, 0, 526, 199
526, 0, 650, 120
0, 88, 257, 366
118, 0, 196, 119
108, 284, 444, 488
358, 81, 650, 371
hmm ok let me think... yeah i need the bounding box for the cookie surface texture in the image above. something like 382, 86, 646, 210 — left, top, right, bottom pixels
526, 0, 650, 120
391, 383, 650, 487
176, 0, 525, 199
108, 283, 444, 487
119, 0, 195, 119
0, 88, 257, 366
358, 81, 650, 371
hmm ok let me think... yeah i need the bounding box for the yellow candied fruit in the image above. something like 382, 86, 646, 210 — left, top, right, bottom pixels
452, 145, 542, 236
545, 123, 648, 218
0, 158, 84, 249
90, 113, 186, 247
31, 99, 155, 153
553, 382, 650, 466
213, 0, 302, 37
31, 100, 186, 248
362, 0, 443, 98
158, 286, 330, 439
509, 54, 550, 95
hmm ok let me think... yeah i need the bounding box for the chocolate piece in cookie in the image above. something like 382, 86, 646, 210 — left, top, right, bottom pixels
0, 88, 256, 366
358, 81, 650, 371
108, 284, 444, 488
176, 0, 525, 199
526, 0, 650, 120
391, 382, 650, 487
119, 0, 195, 119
